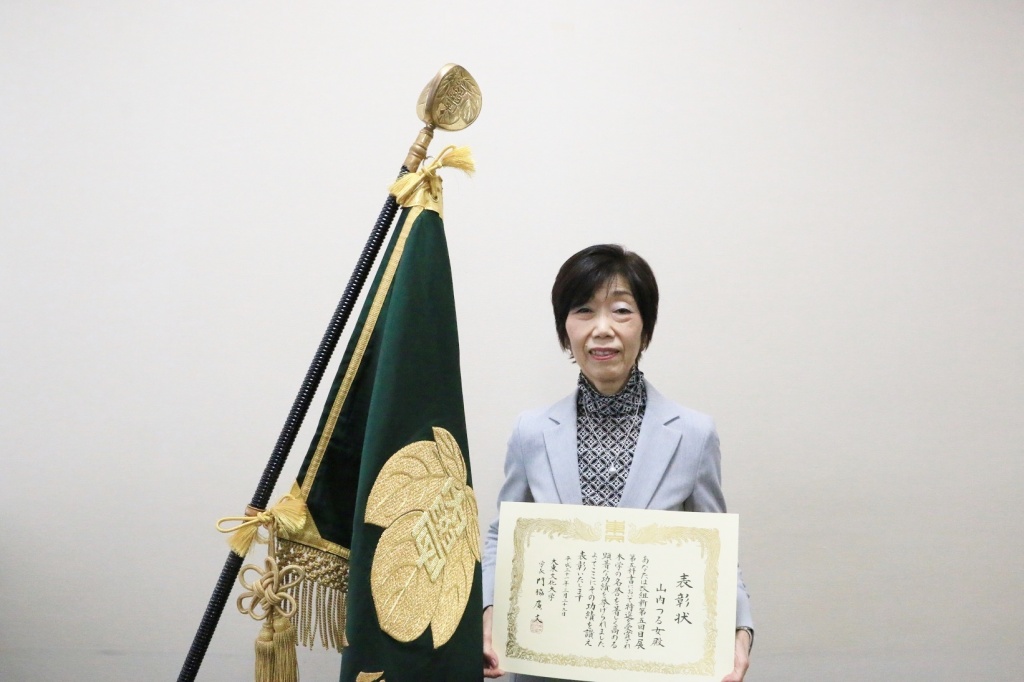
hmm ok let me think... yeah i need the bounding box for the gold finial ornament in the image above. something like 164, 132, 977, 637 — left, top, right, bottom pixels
416, 64, 482, 131
404, 64, 482, 171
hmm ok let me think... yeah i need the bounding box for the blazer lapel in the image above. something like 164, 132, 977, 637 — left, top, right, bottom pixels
618, 381, 682, 509
542, 392, 583, 505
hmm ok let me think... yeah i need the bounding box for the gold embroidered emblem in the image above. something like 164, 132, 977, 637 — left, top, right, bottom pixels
365, 427, 480, 647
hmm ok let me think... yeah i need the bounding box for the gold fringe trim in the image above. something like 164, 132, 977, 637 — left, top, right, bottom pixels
278, 538, 350, 651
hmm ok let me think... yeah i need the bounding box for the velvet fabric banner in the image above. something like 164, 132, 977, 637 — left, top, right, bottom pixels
283, 205, 483, 682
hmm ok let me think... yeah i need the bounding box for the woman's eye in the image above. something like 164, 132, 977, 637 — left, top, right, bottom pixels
573, 306, 592, 314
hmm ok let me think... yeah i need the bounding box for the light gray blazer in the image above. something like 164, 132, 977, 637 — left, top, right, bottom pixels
482, 379, 753, 632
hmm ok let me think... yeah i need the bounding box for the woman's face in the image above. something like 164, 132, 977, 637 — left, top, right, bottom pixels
564, 275, 644, 395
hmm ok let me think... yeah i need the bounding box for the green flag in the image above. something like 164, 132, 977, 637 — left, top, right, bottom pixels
279, 194, 483, 682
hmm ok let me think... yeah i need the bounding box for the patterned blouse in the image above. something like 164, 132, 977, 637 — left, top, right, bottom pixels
576, 366, 647, 506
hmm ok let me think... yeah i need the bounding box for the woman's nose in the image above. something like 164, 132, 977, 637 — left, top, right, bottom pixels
591, 312, 613, 336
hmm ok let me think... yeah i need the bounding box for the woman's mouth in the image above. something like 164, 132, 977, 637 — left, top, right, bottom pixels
589, 348, 618, 360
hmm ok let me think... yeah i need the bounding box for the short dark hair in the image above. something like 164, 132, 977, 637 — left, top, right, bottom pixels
551, 244, 659, 355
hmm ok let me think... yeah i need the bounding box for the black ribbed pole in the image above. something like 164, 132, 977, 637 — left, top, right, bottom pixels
178, 177, 405, 682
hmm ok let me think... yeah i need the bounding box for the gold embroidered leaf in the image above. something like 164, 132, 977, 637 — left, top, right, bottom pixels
432, 427, 467, 482
429, 530, 477, 647
367, 427, 481, 648
370, 512, 436, 642
365, 440, 447, 527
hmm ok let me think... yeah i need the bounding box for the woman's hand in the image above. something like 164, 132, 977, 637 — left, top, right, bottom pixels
721, 628, 751, 682
483, 606, 505, 679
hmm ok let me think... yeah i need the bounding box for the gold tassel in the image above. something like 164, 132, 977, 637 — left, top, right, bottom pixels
272, 615, 300, 682
433, 145, 475, 174
227, 521, 262, 558
236, 535, 306, 682
253, 616, 299, 682
271, 495, 307, 535
217, 495, 309, 557
254, 621, 275, 682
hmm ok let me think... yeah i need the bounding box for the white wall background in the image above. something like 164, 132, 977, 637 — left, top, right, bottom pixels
2, 2, 1021, 680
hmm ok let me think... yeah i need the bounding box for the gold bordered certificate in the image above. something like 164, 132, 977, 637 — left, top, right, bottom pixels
492, 502, 738, 682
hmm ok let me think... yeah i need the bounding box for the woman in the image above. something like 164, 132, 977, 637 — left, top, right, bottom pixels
481, 244, 753, 682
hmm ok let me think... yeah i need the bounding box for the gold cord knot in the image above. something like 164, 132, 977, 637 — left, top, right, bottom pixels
216, 494, 308, 557
388, 145, 475, 217
237, 556, 306, 622
240, 553, 306, 682
220, 497, 308, 682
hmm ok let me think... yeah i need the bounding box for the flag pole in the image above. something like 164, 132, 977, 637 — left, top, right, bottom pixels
178, 64, 482, 682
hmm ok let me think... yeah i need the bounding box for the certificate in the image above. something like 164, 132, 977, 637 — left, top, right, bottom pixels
492, 502, 738, 682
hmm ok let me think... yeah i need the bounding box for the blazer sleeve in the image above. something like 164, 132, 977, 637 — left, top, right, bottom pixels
685, 421, 754, 630
481, 414, 533, 609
